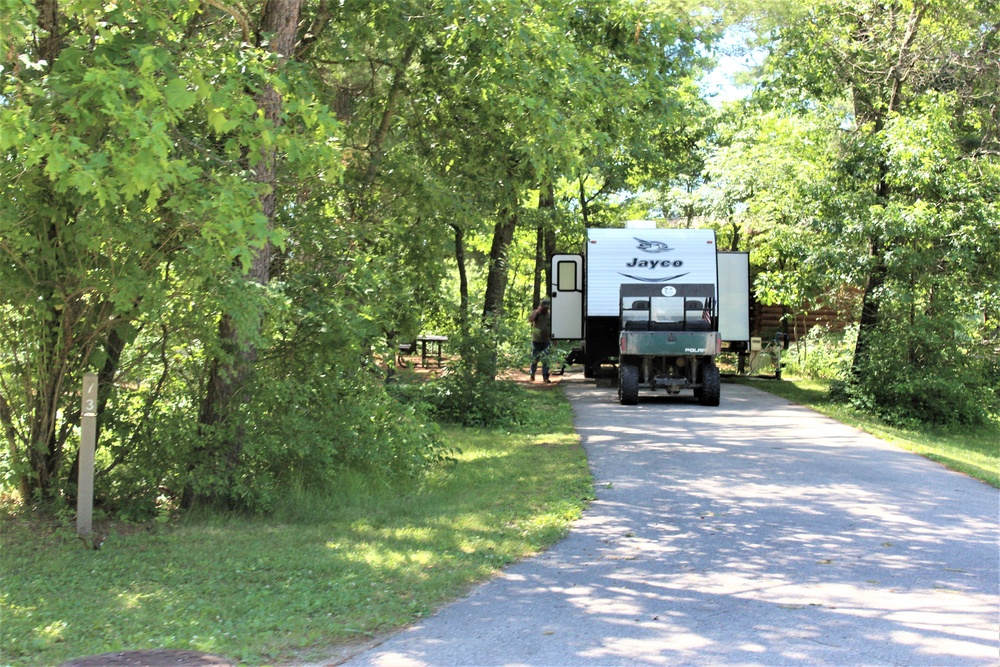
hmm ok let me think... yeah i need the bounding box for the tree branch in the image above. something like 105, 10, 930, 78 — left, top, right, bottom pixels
294, 0, 331, 59
365, 43, 417, 182
886, 3, 927, 113
202, 0, 252, 43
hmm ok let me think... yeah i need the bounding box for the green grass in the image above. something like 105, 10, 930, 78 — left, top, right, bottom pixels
732, 376, 1000, 488
0, 386, 592, 667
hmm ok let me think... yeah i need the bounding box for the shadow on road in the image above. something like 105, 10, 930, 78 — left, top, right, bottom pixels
344, 376, 998, 667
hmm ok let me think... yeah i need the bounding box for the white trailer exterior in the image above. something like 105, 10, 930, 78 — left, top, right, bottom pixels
583, 227, 718, 316
550, 226, 750, 405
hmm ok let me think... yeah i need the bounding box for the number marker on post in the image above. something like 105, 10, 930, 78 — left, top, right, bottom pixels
78, 372, 98, 538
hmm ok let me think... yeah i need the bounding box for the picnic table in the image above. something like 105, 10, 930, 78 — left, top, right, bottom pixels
416, 335, 448, 367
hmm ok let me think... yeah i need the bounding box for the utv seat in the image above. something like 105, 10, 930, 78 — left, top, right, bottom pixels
623, 300, 650, 330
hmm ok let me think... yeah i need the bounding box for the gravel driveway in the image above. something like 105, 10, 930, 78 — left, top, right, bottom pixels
342, 377, 999, 666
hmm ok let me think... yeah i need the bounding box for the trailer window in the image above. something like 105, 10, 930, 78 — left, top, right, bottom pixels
556, 261, 577, 291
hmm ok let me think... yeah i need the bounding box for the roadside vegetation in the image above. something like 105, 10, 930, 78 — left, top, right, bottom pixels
0, 384, 591, 667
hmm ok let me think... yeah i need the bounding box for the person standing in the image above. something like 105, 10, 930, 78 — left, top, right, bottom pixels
528, 298, 552, 382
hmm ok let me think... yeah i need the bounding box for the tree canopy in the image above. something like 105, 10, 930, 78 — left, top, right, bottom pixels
2, 0, 996, 513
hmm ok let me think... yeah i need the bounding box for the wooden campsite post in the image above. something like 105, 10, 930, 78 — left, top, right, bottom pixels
77, 372, 98, 537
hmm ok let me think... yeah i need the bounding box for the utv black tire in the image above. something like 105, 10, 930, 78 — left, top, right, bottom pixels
698, 361, 721, 407
619, 363, 639, 405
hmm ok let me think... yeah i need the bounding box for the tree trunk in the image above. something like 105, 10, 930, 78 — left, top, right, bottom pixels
26, 350, 64, 500
544, 227, 557, 286
35, 0, 61, 66
537, 181, 557, 304
191, 0, 301, 507
578, 176, 590, 227
850, 156, 892, 378
532, 225, 544, 309
851, 238, 888, 377
849, 5, 925, 379
21, 215, 75, 502
451, 223, 469, 325
365, 44, 416, 184
482, 204, 519, 322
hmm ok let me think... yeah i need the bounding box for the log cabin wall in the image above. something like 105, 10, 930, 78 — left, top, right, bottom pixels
750, 303, 853, 341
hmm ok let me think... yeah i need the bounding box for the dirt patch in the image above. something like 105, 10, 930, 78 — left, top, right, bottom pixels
60, 650, 233, 667
500, 367, 568, 388
394, 355, 573, 390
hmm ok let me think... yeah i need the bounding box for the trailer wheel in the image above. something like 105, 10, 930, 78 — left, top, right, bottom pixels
619, 363, 639, 405
698, 361, 721, 407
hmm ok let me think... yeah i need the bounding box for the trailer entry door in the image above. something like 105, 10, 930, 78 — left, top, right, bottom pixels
550, 254, 583, 340
717, 252, 750, 343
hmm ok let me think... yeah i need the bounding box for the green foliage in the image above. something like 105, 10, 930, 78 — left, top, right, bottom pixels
415, 374, 531, 429
783, 324, 858, 381
0, 0, 341, 504
699, 105, 844, 311
831, 89, 1000, 426
392, 324, 533, 428
837, 312, 999, 427
110, 272, 457, 515
689, 0, 1000, 429
183, 368, 451, 514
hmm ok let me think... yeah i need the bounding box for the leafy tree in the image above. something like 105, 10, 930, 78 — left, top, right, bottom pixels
760, 0, 998, 369
1, 0, 340, 506
698, 104, 848, 336
1, 0, 275, 500
193, 0, 305, 502
693, 0, 1000, 423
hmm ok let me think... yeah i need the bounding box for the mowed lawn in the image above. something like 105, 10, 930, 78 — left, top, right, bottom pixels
1, 385, 592, 667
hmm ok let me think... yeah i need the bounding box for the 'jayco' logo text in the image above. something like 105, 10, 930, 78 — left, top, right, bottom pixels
619, 237, 688, 282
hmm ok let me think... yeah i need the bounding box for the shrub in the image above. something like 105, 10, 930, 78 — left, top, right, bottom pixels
390, 325, 534, 429
175, 369, 452, 513
841, 364, 995, 427
838, 314, 999, 427
784, 324, 857, 381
